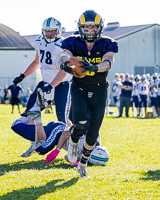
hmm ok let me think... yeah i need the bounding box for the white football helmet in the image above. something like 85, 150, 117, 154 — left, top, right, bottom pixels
146, 73, 151, 80
88, 146, 109, 165
134, 74, 141, 81
152, 72, 158, 79
130, 74, 134, 80
42, 17, 62, 43
141, 74, 146, 82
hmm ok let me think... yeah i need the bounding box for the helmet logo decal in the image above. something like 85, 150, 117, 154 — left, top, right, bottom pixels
46, 18, 52, 27
95, 14, 101, 24
80, 14, 85, 25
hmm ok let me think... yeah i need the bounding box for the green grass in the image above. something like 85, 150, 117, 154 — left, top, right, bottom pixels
0, 104, 160, 200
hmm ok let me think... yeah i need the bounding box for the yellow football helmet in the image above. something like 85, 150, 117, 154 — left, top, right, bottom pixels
77, 10, 104, 42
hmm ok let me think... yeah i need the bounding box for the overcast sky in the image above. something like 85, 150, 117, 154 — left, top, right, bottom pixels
1, 0, 160, 36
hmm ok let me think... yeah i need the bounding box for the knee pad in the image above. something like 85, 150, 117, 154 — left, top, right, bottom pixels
69, 122, 87, 139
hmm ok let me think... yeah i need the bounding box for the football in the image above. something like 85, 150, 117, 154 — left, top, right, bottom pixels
88, 146, 109, 165
68, 57, 87, 78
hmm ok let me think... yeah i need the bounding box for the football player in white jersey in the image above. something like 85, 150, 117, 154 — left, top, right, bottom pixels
146, 73, 151, 83
138, 74, 149, 117
111, 73, 122, 116
150, 73, 160, 115
132, 74, 140, 117
13, 17, 72, 157
148, 73, 158, 117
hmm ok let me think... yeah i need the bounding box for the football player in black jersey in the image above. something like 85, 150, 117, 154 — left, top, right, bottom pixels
43, 10, 118, 178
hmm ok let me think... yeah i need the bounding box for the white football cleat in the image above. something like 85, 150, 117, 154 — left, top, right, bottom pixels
34, 140, 45, 149
77, 162, 89, 178
37, 88, 48, 109
21, 141, 35, 157
67, 137, 78, 163
21, 110, 41, 120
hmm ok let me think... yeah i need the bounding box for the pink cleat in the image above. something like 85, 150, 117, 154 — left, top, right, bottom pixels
45, 148, 60, 163
70, 161, 79, 166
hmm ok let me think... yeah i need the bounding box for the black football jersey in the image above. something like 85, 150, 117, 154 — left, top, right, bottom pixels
61, 35, 118, 91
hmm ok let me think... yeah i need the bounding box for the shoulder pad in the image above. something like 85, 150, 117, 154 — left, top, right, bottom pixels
35, 34, 43, 42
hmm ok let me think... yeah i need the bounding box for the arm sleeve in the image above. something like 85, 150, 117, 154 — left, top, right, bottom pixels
61, 37, 74, 53
105, 38, 118, 53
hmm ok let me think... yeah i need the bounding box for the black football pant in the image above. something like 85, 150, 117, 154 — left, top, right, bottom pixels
71, 82, 107, 146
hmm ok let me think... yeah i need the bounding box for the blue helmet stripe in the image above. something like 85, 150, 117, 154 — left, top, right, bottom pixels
46, 18, 52, 27
90, 155, 109, 161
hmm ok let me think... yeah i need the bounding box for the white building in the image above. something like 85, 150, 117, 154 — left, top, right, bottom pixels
0, 23, 39, 94
1, 22, 160, 104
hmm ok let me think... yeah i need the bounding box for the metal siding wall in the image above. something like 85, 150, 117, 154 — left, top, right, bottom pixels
0, 50, 38, 93
108, 25, 160, 105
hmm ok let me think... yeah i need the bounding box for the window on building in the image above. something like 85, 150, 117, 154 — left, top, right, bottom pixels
134, 66, 155, 76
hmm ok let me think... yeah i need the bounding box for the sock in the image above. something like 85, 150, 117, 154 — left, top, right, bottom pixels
80, 145, 93, 164
81, 156, 88, 164
71, 135, 79, 144
34, 140, 44, 149
152, 107, 157, 116
136, 108, 139, 115
34, 117, 42, 125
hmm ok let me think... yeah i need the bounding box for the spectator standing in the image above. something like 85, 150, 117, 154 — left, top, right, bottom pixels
4, 85, 9, 105
120, 73, 125, 82
26, 88, 32, 100
138, 74, 149, 117
8, 84, 24, 113
22, 88, 33, 107
105, 80, 110, 116
132, 75, 141, 117
111, 73, 122, 116
149, 73, 158, 117
118, 73, 133, 117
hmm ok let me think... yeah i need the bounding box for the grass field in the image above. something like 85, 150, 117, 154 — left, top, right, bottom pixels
0, 104, 160, 200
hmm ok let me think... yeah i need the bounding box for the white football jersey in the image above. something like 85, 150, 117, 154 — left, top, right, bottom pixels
149, 80, 157, 98
138, 82, 149, 95
155, 79, 160, 96
35, 35, 72, 83
132, 81, 140, 96
112, 79, 122, 97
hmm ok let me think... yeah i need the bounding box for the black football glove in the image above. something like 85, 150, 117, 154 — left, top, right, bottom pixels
81, 57, 98, 73
60, 61, 73, 75
38, 84, 53, 94
13, 73, 25, 86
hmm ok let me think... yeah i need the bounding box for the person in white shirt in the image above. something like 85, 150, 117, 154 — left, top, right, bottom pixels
138, 74, 149, 117
148, 73, 158, 117
13, 17, 72, 157
132, 74, 141, 117
120, 73, 125, 82
111, 73, 122, 116
150, 73, 160, 115
146, 73, 151, 83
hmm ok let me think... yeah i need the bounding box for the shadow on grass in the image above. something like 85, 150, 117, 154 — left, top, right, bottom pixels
140, 170, 160, 181
0, 158, 72, 176
0, 177, 79, 200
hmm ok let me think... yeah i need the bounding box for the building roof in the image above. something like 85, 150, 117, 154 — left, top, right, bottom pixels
23, 23, 159, 49
103, 24, 159, 40
23, 31, 74, 49
0, 23, 34, 50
